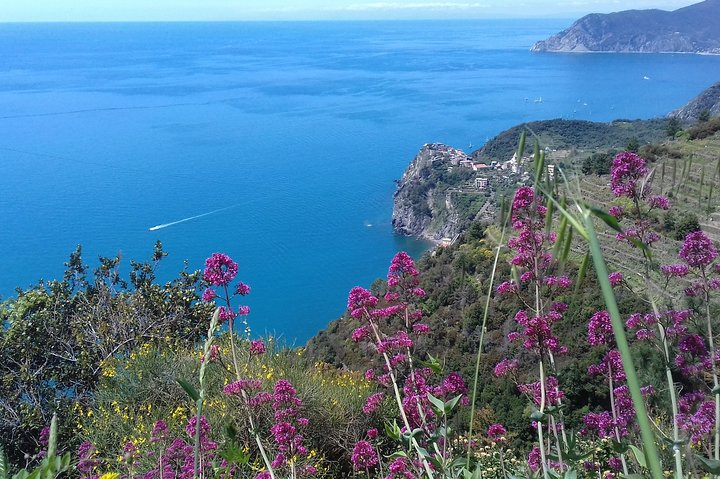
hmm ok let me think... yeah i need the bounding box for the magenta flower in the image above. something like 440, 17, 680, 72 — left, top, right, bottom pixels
610, 151, 648, 198
351, 441, 378, 470
237, 305, 250, 316
608, 272, 623, 287
223, 379, 263, 395
362, 392, 385, 414
494, 358, 519, 377
235, 282, 251, 296
203, 253, 238, 286
660, 263, 689, 278
679, 230, 717, 269
347, 287, 379, 319
486, 423, 507, 441
249, 340, 266, 355
588, 311, 613, 346
678, 392, 715, 443
201, 287, 217, 302
648, 195, 670, 210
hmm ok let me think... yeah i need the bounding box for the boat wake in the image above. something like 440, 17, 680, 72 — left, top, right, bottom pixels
148, 204, 240, 231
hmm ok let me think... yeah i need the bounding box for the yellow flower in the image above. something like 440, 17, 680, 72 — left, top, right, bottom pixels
99, 473, 120, 479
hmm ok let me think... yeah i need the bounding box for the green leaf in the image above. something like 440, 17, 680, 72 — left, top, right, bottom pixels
220, 442, 249, 465
0, 448, 7, 479
177, 378, 201, 402
422, 354, 443, 375
386, 451, 408, 460
46, 414, 57, 459
384, 420, 401, 441
695, 455, 720, 474
563, 469, 577, 479
427, 393, 446, 415
529, 409, 546, 421
588, 206, 623, 233
444, 394, 463, 414
628, 445, 647, 469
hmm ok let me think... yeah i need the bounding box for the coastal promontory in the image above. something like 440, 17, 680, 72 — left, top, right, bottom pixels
531, 0, 720, 54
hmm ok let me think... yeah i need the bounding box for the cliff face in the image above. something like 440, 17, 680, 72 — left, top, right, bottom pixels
531, 0, 720, 54
669, 81, 720, 121
391, 144, 467, 243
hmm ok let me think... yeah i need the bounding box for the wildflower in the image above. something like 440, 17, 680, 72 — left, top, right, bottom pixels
367, 428, 378, 439
608, 205, 624, 218
608, 271, 623, 287
150, 420, 168, 443
203, 253, 238, 286
351, 441, 378, 470
249, 340, 266, 355
201, 287, 217, 302
362, 392, 385, 414
486, 423, 507, 441
496, 281, 518, 295
494, 358, 519, 377
678, 392, 715, 443
347, 287, 378, 319
679, 230, 717, 269
237, 305, 250, 316
648, 195, 670, 210
610, 152, 648, 198
660, 263, 689, 278
218, 306, 235, 323
223, 379, 263, 395
527, 447, 542, 473
235, 282, 251, 295
588, 311, 613, 346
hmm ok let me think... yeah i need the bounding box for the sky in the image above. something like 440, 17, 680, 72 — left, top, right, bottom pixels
0, 0, 703, 22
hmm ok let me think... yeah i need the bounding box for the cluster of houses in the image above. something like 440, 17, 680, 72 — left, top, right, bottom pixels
422, 143, 556, 193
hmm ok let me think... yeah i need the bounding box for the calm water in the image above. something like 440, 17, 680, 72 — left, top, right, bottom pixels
2, 21, 720, 341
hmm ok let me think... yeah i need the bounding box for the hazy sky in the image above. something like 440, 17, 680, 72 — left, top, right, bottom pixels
0, 0, 702, 22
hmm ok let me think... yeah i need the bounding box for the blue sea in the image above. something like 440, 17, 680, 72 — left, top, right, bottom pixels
2, 21, 720, 342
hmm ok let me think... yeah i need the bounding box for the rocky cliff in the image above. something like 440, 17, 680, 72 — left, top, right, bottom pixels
391, 144, 471, 243
531, 0, 720, 54
669, 81, 720, 121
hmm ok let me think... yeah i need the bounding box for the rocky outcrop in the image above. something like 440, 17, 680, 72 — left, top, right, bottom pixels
531, 0, 720, 54
391, 144, 467, 243
669, 81, 720, 121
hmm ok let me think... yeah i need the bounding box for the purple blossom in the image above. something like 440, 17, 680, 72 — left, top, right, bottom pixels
351, 441, 378, 470
249, 340, 266, 355
588, 311, 613, 346
235, 282, 251, 296
362, 392, 385, 414
648, 195, 670, 210
494, 358, 519, 377
608, 272, 623, 287
486, 423, 507, 441
203, 253, 238, 286
201, 287, 217, 302
610, 151, 648, 198
347, 287, 379, 319
679, 230, 717, 269
608, 205, 624, 218
678, 392, 715, 443
661, 263, 689, 278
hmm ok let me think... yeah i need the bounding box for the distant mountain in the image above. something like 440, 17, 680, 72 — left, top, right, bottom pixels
669, 81, 720, 120
531, 0, 720, 54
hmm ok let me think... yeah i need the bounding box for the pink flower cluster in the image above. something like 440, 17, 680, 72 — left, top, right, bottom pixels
609, 152, 649, 199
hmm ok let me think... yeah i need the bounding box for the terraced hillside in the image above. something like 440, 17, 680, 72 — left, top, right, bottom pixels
573, 131, 720, 279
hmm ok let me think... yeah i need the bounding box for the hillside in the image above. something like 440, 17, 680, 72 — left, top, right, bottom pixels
670, 80, 720, 121
531, 0, 720, 54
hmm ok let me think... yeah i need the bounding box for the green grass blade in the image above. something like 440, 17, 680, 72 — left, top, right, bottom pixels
583, 211, 664, 479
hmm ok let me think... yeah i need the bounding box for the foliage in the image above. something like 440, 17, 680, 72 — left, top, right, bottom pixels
0, 242, 213, 467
